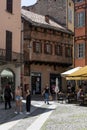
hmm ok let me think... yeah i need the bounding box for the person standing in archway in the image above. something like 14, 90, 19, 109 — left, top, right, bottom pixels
4, 84, 12, 110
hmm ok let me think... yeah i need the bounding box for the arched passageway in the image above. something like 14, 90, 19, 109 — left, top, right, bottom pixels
0, 69, 15, 101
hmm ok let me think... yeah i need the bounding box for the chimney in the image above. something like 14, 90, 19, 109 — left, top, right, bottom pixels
45, 15, 50, 24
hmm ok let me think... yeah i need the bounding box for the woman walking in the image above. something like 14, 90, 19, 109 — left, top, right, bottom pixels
43, 84, 50, 104
26, 85, 31, 114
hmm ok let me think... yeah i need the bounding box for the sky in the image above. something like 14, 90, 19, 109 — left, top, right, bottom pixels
21, 0, 37, 6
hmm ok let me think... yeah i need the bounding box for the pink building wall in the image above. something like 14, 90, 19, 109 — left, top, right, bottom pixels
0, 0, 21, 53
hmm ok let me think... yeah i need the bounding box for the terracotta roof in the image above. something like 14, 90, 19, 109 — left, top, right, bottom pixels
21, 9, 73, 34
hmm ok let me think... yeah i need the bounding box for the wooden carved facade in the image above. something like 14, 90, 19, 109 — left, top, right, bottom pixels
23, 21, 73, 76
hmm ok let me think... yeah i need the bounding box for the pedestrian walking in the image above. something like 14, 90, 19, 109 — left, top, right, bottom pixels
25, 85, 31, 114
4, 84, 12, 110
15, 86, 23, 114
43, 84, 50, 104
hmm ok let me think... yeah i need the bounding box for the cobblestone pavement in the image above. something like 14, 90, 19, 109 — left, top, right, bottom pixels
0, 98, 87, 130
41, 102, 87, 130
0, 95, 44, 124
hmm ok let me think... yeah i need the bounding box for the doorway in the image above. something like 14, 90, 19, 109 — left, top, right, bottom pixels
31, 72, 41, 95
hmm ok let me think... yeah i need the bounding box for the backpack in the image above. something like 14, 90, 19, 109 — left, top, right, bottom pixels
4, 89, 11, 98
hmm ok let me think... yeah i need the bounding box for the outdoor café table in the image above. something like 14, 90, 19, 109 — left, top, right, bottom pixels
57, 92, 66, 103
78, 93, 87, 105
66, 92, 77, 103
83, 93, 87, 104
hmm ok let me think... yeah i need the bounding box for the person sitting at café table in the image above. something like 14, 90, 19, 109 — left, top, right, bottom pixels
77, 86, 84, 101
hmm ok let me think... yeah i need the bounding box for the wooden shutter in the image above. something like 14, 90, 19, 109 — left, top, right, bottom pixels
6, 30, 12, 61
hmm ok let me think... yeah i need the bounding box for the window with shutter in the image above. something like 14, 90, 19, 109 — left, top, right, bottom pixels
44, 43, 52, 54
6, 0, 13, 13
65, 46, 72, 57
75, 43, 85, 58
78, 43, 85, 58
6, 30, 12, 61
55, 45, 62, 56
75, 11, 85, 27
33, 42, 42, 53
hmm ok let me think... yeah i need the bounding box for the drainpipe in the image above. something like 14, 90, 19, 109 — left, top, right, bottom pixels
73, 0, 75, 67
85, 0, 86, 65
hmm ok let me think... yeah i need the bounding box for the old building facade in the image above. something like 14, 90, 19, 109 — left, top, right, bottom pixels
74, 0, 87, 67
21, 9, 73, 94
0, 0, 22, 99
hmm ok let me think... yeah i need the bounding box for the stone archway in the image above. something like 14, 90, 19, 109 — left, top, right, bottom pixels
0, 69, 15, 101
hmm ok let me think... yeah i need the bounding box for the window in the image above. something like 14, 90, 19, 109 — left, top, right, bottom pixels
78, 44, 84, 58
55, 45, 62, 56
33, 42, 42, 53
75, 43, 85, 58
75, 11, 85, 27
68, 8, 72, 23
6, 0, 13, 13
65, 47, 72, 57
44, 43, 52, 54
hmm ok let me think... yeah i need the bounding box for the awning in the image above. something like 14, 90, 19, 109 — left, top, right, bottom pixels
61, 67, 82, 77
66, 66, 87, 80
66, 76, 87, 80
67, 66, 87, 77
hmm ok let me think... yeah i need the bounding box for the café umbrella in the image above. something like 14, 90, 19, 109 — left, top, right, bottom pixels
61, 67, 82, 77
55, 78, 59, 100
66, 65, 87, 78
65, 66, 87, 90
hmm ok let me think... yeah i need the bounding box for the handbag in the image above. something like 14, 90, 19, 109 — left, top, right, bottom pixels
20, 96, 23, 100
49, 95, 53, 100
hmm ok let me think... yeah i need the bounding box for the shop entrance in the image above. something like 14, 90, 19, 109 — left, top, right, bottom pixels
31, 72, 41, 95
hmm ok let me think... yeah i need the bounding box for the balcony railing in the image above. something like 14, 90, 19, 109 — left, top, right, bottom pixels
0, 49, 23, 64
